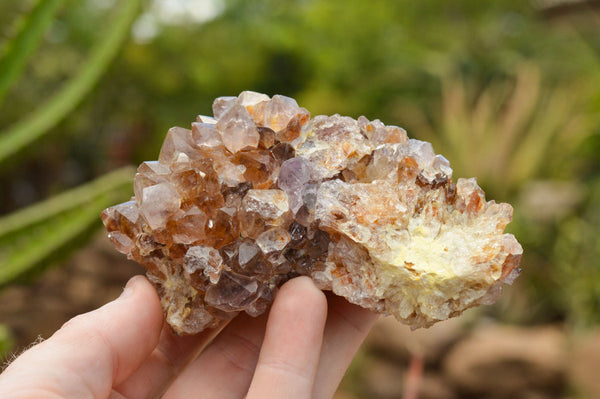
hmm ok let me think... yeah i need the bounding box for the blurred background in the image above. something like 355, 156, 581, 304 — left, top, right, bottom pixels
1, 0, 600, 397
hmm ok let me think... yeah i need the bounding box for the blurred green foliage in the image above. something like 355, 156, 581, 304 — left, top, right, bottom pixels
0, 0, 142, 353
0, 0, 141, 281
0, 167, 134, 287
402, 63, 599, 198
0, 0, 143, 163
552, 179, 600, 327
0, 0, 599, 334
0, 324, 14, 359
0, 0, 64, 105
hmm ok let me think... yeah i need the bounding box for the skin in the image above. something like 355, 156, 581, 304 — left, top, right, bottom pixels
0, 275, 378, 399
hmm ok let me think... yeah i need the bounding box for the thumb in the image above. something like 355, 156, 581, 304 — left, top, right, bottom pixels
0, 275, 164, 399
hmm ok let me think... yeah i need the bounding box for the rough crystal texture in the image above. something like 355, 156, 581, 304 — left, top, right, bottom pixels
102, 91, 523, 334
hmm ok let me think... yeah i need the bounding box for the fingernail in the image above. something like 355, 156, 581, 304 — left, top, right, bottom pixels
118, 276, 137, 300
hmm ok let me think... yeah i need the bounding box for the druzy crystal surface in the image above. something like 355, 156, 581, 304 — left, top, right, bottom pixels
101, 91, 522, 334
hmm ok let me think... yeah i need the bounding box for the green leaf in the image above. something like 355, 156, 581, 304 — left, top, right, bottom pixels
0, 167, 135, 287
0, 0, 65, 106
0, 0, 143, 165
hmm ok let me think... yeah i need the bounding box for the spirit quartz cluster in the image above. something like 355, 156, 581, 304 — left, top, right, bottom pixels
102, 91, 522, 334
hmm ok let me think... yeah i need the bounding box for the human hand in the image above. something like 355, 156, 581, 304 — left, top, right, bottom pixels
0, 275, 378, 398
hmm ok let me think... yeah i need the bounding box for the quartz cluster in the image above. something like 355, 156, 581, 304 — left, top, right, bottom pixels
102, 91, 522, 334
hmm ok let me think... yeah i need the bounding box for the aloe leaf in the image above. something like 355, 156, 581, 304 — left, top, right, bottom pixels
492, 64, 540, 173
0, 0, 143, 165
507, 88, 576, 187
0, 167, 134, 287
0, 167, 134, 236
0, 0, 65, 106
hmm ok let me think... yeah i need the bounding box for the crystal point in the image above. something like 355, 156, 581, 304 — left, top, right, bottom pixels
216, 104, 260, 153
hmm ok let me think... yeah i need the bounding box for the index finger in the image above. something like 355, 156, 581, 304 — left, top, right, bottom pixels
312, 292, 379, 399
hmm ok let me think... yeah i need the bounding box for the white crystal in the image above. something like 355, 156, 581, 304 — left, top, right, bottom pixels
158, 127, 197, 164
216, 104, 260, 153
196, 115, 217, 124
212, 96, 237, 119
238, 240, 260, 265
256, 228, 291, 253
140, 182, 181, 229
192, 122, 223, 147
237, 91, 270, 108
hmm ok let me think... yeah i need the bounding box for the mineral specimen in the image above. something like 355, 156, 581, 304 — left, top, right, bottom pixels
101, 91, 522, 334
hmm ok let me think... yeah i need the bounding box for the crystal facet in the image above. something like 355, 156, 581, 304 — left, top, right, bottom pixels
102, 91, 523, 334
